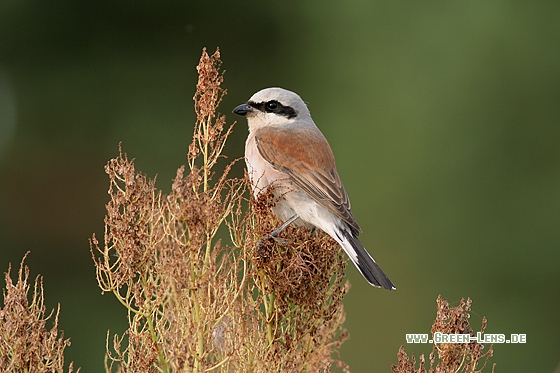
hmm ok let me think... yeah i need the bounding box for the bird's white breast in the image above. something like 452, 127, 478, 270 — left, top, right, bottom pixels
245, 131, 281, 197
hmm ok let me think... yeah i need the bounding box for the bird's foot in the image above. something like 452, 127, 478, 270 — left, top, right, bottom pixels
256, 234, 288, 258
258, 234, 288, 246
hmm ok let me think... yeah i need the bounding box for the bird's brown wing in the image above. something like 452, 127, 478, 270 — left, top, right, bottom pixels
255, 125, 361, 234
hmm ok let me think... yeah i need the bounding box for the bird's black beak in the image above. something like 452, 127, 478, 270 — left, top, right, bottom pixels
232, 103, 253, 116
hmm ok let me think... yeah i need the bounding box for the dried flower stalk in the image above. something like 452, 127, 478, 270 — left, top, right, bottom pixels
392, 296, 495, 373
90, 48, 350, 373
0, 253, 78, 373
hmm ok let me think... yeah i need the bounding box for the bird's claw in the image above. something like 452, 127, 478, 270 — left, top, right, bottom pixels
256, 234, 288, 258
259, 234, 288, 246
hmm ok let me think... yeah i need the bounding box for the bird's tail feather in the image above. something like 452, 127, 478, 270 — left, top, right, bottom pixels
337, 229, 395, 290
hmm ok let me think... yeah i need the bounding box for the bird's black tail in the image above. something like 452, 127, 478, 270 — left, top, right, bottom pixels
337, 229, 396, 290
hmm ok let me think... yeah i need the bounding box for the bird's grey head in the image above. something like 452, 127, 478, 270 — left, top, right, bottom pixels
233, 87, 312, 129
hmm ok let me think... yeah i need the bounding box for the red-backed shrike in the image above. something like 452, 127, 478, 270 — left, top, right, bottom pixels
233, 87, 395, 290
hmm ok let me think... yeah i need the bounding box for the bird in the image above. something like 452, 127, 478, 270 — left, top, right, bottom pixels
233, 87, 395, 290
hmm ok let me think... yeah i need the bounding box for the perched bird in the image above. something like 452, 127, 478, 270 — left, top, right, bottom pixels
233, 88, 395, 290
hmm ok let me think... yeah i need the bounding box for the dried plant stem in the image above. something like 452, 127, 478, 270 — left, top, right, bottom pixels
259, 272, 275, 346
191, 269, 204, 372
90, 48, 350, 373
141, 274, 169, 373
0, 254, 78, 372
392, 296, 495, 373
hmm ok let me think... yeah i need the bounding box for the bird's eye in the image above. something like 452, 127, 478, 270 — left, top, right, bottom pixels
265, 101, 278, 111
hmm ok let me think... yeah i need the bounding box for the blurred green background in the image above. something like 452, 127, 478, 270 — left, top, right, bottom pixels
1, 1, 559, 372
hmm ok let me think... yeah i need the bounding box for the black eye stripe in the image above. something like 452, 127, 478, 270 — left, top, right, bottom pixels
247, 100, 297, 119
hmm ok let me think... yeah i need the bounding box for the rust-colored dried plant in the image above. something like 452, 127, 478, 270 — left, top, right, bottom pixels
392, 296, 495, 373
0, 253, 79, 373
90, 48, 350, 373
